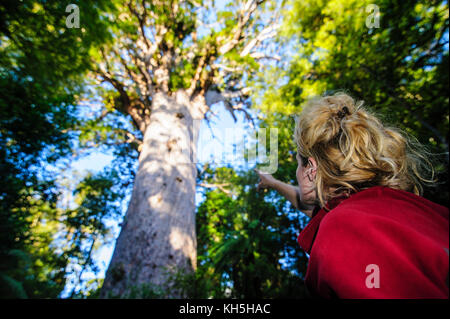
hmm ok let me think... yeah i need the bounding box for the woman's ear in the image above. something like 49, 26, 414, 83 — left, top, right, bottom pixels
307, 157, 317, 181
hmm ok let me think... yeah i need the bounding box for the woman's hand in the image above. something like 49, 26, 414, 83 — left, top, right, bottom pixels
255, 168, 277, 191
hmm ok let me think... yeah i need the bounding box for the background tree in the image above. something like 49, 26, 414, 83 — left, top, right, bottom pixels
192, 159, 310, 298
0, 0, 116, 297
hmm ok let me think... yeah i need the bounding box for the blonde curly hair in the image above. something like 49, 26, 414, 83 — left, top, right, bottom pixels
294, 92, 436, 207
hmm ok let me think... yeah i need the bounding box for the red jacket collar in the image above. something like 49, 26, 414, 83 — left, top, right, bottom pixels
297, 195, 349, 254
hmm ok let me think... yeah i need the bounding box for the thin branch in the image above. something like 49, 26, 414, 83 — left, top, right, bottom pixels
218, 0, 262, 55
127, 1, 151, 50
96, 69, 147, 133
240, 23, 280, 57
69, 236, 97, 298
249, 52, 281, 61
198, 182, 232, 195
187, 46, 210, 96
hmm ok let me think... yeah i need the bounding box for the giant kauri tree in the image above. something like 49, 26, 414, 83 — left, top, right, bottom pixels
98, 0, 280, 297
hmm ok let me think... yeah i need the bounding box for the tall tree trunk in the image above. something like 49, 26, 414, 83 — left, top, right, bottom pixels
100, 90, 204, 298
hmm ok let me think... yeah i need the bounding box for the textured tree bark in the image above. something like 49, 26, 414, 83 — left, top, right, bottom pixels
100, 90, 204, 298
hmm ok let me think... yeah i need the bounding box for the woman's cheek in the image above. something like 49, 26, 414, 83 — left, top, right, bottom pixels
296, 165, 302, 187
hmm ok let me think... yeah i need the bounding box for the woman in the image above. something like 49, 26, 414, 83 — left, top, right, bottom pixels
256, 93, 449, 298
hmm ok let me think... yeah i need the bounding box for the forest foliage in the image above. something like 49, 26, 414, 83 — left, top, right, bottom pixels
0, 0, 448, 298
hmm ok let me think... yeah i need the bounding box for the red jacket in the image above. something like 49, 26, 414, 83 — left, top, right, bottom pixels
297, 186, 449, 299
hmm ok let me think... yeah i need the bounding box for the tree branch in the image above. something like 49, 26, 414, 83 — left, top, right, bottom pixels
198, 182, 232, 196
240, 23, 279, 57
127, 1, 151, 51
96, 69, 147, 134
218, 0, 262, 55
205, 89, 255, 127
